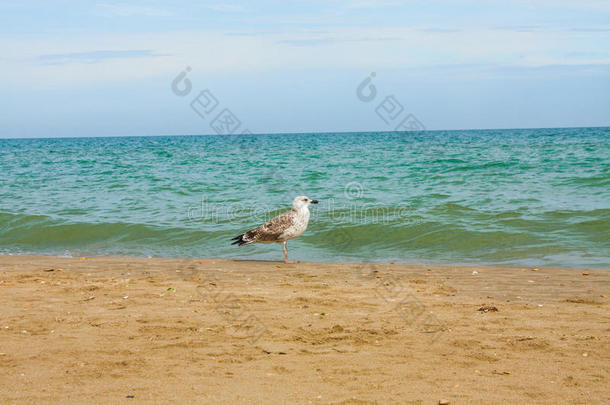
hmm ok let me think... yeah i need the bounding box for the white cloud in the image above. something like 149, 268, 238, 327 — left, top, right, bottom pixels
37, 49, 168, 65
346, 0, 403, 8
1, 25, 608, 89
204, 4, 247, 13
95, 2, 173, 17
504, 0, 610, 11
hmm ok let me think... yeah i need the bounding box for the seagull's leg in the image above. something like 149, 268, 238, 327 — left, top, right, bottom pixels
282, 241, 289, 262
283, 241, 297, 264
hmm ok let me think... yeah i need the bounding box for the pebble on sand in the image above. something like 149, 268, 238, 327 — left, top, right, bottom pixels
478, 305, 498, 312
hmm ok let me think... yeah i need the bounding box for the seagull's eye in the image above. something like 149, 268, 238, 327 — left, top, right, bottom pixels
303, 198, 308, 201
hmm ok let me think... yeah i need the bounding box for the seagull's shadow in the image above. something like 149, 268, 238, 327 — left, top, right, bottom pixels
231, 259, 282, 263
231, 259, 301, 264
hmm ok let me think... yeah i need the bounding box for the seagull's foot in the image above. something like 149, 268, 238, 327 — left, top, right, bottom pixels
284, 260, 298, 264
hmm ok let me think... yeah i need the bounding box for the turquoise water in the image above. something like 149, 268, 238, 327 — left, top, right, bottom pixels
1, 128, 609, 268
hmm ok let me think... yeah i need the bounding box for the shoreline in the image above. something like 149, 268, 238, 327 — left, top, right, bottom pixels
1, 254, 608, 403
1, 253, 607, 271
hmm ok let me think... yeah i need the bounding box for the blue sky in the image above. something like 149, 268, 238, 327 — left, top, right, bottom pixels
1, 0, 609, 138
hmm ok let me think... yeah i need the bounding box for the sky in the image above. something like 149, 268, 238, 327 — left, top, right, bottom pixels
1, 0, 609, 138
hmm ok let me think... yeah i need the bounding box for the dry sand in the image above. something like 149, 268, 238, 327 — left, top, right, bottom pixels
0, 255, 608, 404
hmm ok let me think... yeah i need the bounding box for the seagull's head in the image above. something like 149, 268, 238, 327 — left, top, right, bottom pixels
292, 195, 319, 210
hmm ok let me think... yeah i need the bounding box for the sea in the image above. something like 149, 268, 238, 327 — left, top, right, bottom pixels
1, 127, 608, 268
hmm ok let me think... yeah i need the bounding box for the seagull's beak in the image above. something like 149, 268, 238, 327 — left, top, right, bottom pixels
311, 199, 319, 204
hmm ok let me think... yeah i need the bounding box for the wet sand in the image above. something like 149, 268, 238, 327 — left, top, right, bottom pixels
0, 255, 608, 404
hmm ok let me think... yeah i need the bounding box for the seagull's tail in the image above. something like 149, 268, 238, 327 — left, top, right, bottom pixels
231, 234, 249, 246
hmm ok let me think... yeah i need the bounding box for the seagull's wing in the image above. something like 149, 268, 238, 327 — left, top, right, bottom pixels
231, 210, 296, 245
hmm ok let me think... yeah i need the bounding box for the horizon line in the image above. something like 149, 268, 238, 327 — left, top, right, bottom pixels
1, 125, 609, 140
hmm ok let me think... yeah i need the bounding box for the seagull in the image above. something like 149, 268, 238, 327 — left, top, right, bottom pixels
231, 196, 319, 264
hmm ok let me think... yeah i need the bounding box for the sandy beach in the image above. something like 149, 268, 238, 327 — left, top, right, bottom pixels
0, 255, 608, 404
